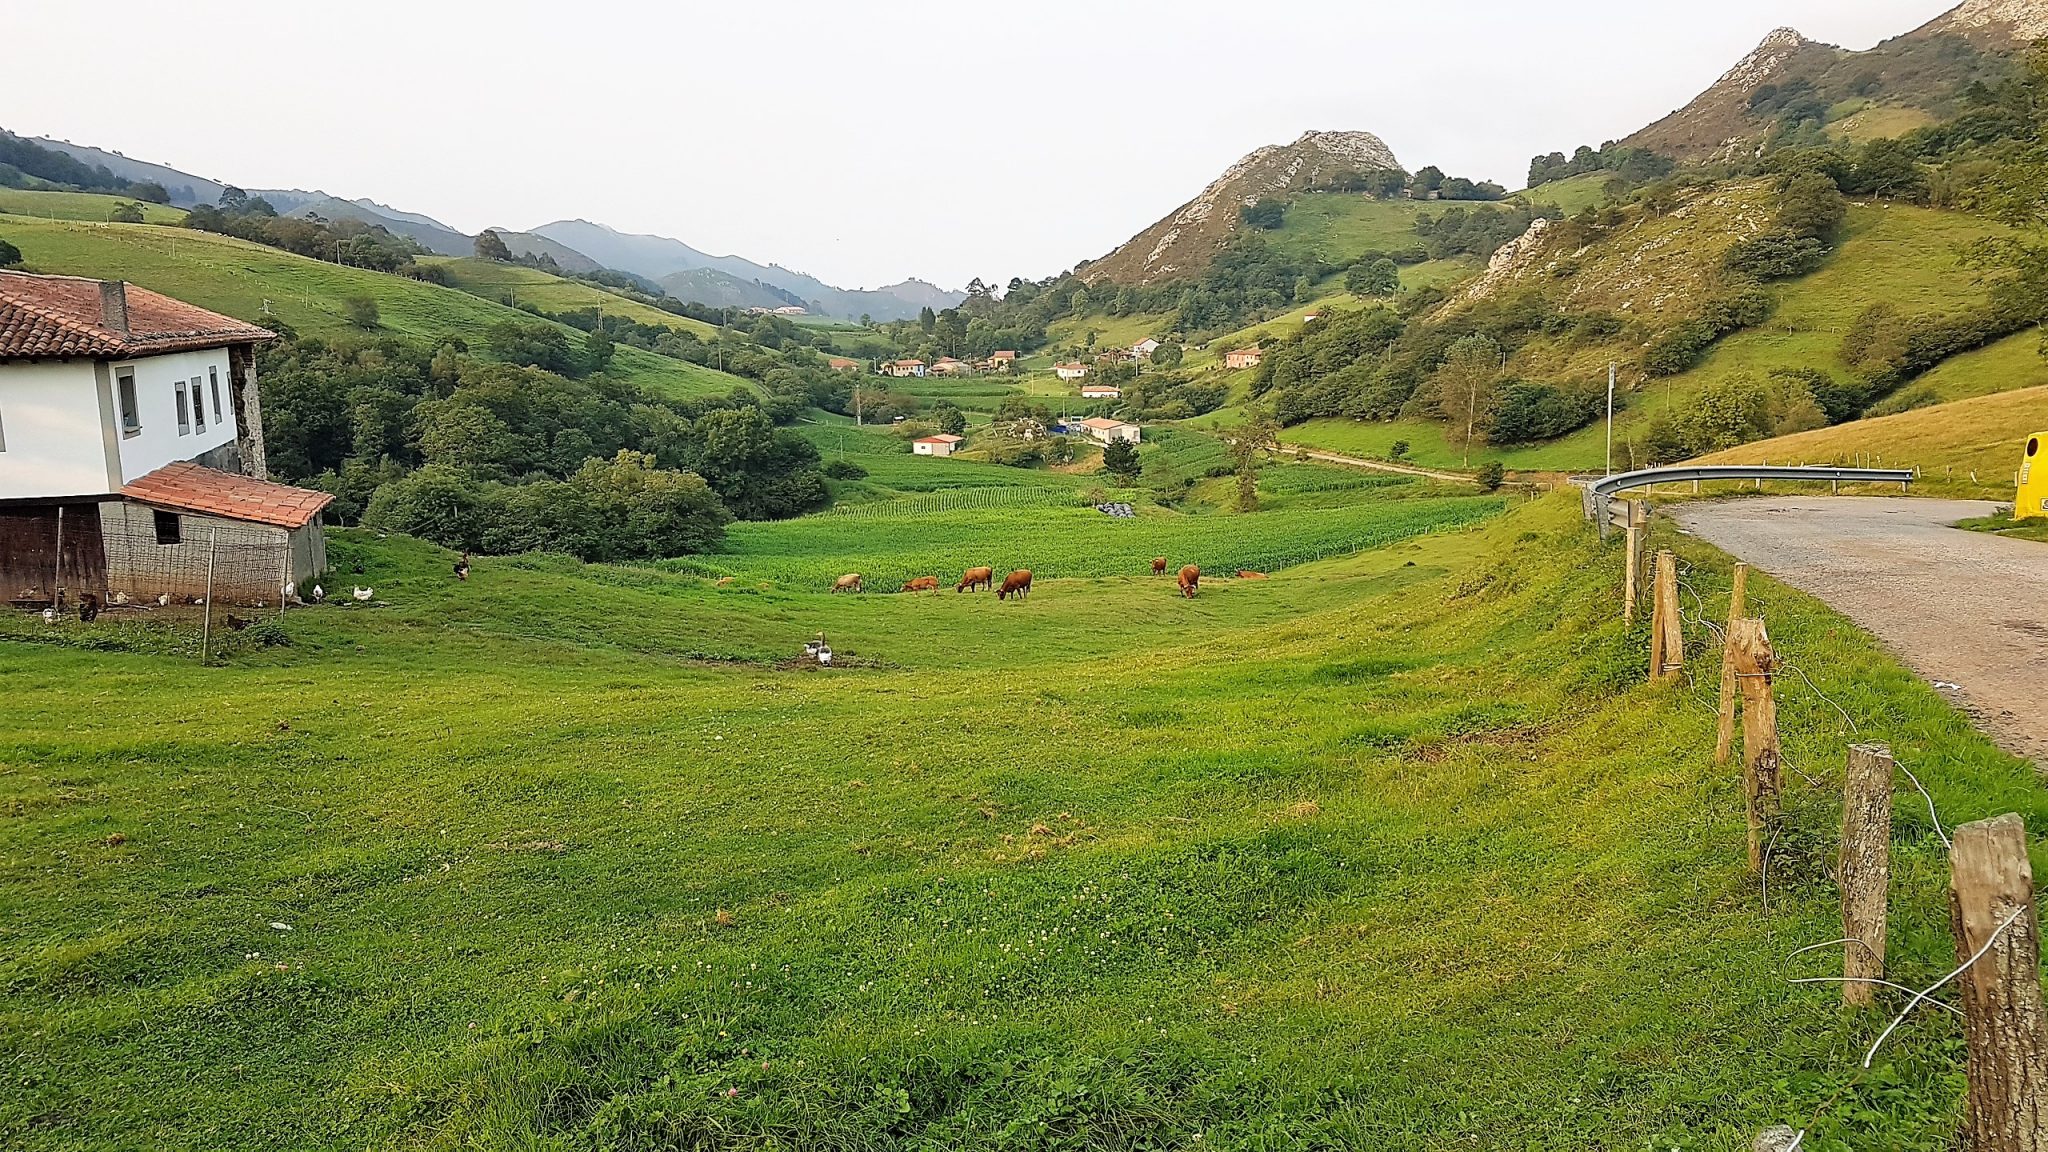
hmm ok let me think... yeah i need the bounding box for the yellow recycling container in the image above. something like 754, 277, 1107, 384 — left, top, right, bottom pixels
2019, 433, 2047, 521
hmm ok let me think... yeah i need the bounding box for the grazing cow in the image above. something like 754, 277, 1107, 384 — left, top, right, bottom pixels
831, 573, 864, 594
1237, 571, 1269, 580
997, 569, 1034, 601
1151, 557, 1168, 575
901, 576, 940, 593
1177, 565, 1201, 598
957, 566, 994, 593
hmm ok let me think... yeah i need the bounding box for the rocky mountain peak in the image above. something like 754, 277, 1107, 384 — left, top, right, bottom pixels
1084, 130, 1401, 285
1716, 28, 1811, 92
1931, 0, 2048, 40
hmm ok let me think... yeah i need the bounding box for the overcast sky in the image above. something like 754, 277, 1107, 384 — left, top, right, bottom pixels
8, 0, 1958, 290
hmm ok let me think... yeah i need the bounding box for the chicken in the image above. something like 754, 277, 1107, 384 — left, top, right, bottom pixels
310, 585, 325, 603
78, 593, 101, 623
41, 607, 56, 623
352, 587, 374, 602
156, 593, 171, 608
453, 553, 470, 581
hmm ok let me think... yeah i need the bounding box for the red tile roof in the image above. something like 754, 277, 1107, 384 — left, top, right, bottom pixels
0, 272, 275, 360
121, 462, 332, 529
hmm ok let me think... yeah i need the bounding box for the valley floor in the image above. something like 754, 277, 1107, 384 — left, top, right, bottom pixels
1, 492, 2039, 1149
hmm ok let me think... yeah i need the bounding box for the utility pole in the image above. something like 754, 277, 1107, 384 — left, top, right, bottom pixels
1605, 362, 1617, 477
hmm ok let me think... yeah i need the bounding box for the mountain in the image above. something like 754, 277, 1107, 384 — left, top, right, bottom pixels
656, 269, 806, 312
26, 136, 225, 206
529, 218, 960, 320
1621, 1, 2046, 163
283, 196, 474, 256
494, 231, 603, 274
1084, 131, 1403, 285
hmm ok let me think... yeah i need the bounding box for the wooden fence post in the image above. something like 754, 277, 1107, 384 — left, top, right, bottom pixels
1951, 814, 2048, 1150
1727, 617, 1781, 870
1714, 563, 1750, 765
1648, 550, 1684, 684
1840, 743, 1893, 1007
1622, 501, 1644, 624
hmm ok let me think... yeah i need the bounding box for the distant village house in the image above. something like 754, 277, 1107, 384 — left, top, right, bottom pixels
1077, 417, 1141, 446
928, 357, 971, 376
913, 433, 965, 457
984, 350, 1017, 373
1079, 383, 1121, 400
827, 356, 862, 372
1054, 362, 1090, 381
1131, 338, 1161, 359
1224, 346, 1264, 370
886, 359, 926, 378
0, 272, 330, 607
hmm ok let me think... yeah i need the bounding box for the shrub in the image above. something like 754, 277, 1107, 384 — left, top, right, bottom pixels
1488, 381, 1604, 444
345, 295, 380, 330
822, 459, 869, 481
0, 237, 20, 267
1642, 321, 1720, 377
1724, 232, 1828, 280
108, 202, 146, 224
1476, 461, 1505, 491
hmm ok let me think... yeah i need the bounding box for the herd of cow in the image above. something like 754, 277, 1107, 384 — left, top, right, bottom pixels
827, 559, 1265, 600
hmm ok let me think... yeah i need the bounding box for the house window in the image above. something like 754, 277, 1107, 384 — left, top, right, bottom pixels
191, 376, 206, 432
153, 509, 181, 545
176, 381, 190, 435
209, 367, 223, 426
117, 368, 140, 434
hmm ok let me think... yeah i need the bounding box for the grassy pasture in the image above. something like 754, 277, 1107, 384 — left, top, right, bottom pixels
677, 492, 1500, 590
422, 256, 721, 338
1693, 384, 2048, 498
1, 491, 2035, 1149
0, 187, 187, 224
0, 216, 748, 401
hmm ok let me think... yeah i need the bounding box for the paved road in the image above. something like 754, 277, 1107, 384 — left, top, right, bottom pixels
1674, 497, 2046, 765
1277, 445, 1475, 485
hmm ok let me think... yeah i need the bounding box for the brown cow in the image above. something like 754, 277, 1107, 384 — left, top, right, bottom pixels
1236, 571, 1269, 580
831, 573, 863, 594
997, 569, 1033, 601
957, 566, 994, 593
1177, 565, 1201, 598
901, 576, 940, 593
1151, 557, 1168, 575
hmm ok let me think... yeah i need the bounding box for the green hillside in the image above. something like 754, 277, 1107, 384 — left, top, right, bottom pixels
0, 215, 748, 400
423, 256, 720, 338
1282, 188, 2042, 474
1694, 385, 2048, 498
1265, 194, 1441, 265
3, 492, 2028, 1148
0, 187, 186, 225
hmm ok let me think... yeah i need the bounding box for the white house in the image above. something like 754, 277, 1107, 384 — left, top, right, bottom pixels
1054, 362, 1090, 381
1077, 417, 1141, 446
886, 359, 926, 378
1079, 383, 1122, 400
1131, 338, 1161, 359
0, 271, 331, 607
912, 433, 964, 457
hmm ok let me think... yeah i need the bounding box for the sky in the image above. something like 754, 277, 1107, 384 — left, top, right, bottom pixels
7, 0, 1962, 291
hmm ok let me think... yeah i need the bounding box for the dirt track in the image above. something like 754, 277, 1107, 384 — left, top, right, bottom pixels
1674, 496, 2047, 765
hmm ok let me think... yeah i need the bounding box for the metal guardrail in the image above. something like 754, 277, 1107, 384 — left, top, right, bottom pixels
1586, 465, 1913, 502
1579, 465, 1915, 536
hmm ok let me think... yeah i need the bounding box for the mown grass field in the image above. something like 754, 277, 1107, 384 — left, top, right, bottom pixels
1693, 385, 2048, 498
0, 187, 187, 224
2, 490, 2036, 1150
422, 257, 722, 338
0, 215, 748, 401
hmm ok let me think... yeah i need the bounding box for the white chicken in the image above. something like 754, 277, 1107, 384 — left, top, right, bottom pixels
310, 584, 325, 603
41, 607, 57, 623
352, 587, 374, 602
156, 593, 170, 607
283, 581, 296, 601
